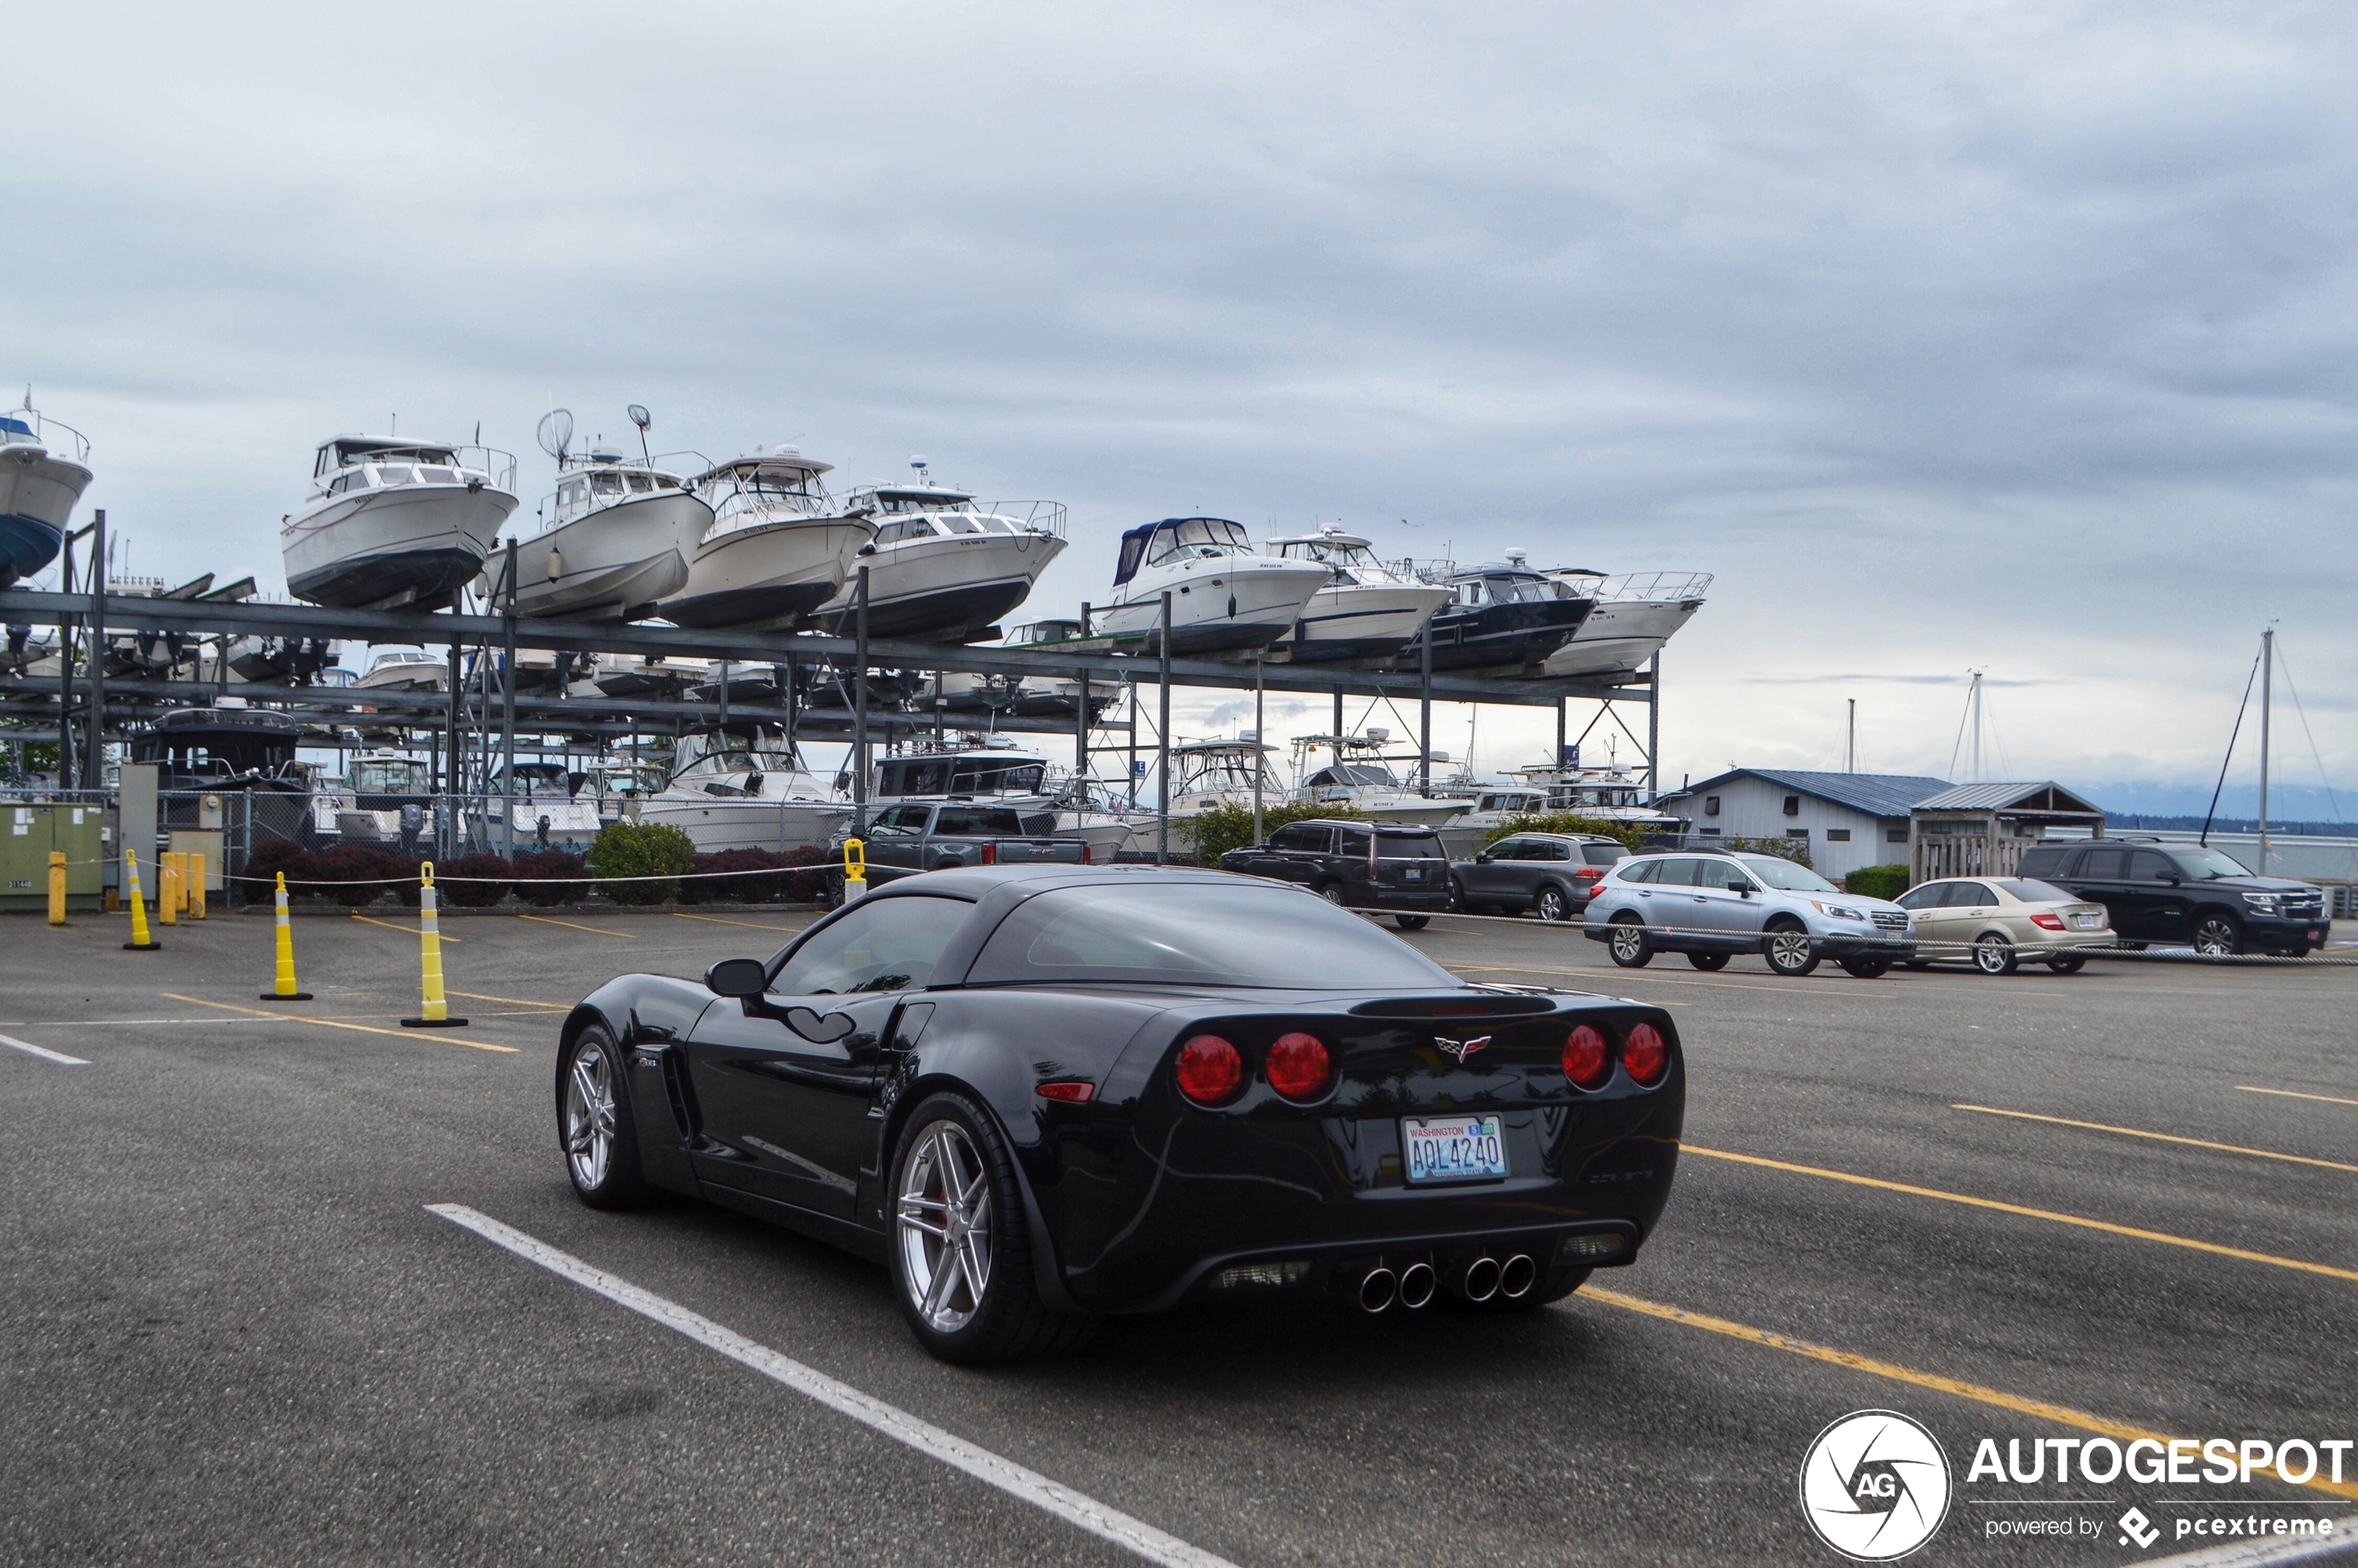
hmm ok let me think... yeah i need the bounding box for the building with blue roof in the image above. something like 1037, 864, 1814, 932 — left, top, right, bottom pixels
1655, 768, 1955, 877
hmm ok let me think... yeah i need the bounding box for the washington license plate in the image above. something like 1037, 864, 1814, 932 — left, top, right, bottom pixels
1402, 1114, 1507, 1185
2072, 915, 2103, 929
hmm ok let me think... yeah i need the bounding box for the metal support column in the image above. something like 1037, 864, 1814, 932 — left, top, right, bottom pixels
1418, 620, 1432, 797
852, 565, 870, 835
85, 510, 106, 788
1075, 667, 1089, 784
54, 528, 76, 789
2259, 627, 2274, 875
1556, 698, 1567, 769
1156, 591, 1172, 863
499, 540, 518, 852
1126, 680, 1138, 810
1251, 656, 1264, 844
1333, 690, 1343, 765
1645, 652, 1660, 801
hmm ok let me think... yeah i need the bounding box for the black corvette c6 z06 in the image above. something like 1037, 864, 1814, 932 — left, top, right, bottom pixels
554, 865, 1685, 1363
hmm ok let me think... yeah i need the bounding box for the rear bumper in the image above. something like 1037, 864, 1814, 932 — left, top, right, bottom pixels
1349, 887, 1453, 912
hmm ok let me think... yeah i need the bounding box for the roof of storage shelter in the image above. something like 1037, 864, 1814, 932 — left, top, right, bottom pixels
1911, 781, 2105, 817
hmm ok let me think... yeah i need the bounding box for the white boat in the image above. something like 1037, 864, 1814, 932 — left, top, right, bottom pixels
869, 744, 1147, 859
282, 436, 519, 610
1158, 738, 1285, 851
356, 646, 447, 692
1093, 517, 1333, 654
1433, 784, 1555, 859
1287, 731, 1468, 826
1263, 527, 1453, 663
495, 410, 709, 620
0, 394, 93, 587
636, 729, 851, 852
815, 460, 1068, 641
660, 447, 876, 629
1538, 571, 1711, 678
1501, 758, 1684, 832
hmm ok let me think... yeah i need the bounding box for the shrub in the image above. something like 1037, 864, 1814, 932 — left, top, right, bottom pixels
510, 849, 589, 906
243, 836, 321, 895
588, 821, 696, 905
678, 847, 794, 904
315, 845, 395, 907
1482, 811, 1645, 851
437, 852, 514, 908
781, 845, 834, 903
383, 853, 425, 907
1183, 801, 1367, 866
1844, 863, 1911, 901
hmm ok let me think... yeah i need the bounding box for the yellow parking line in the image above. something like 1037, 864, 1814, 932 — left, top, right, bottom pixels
1583, 1288, 2358, 1501
2241, 1085, 2358, 1110
673, 912, 805, 933
447, 990, 569, 1010
1955, 1104, 2358, 1174
1684, 1144, 2358, 1284
518, 914, 636, 938
349, 911, 459, 941
161, 994, 519, 1053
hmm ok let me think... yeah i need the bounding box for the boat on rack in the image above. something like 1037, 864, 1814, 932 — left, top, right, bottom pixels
1287, 731, 1469, 827
1263, 527, 1453, 663
0, 393, 93, 587
659, 447, 876, 629
356, 646, 447, 692
1404, 553, 1594, 673
635, 728, 850, 853
812, 460, 1068, 641
1538, 570, 1710, 679
869, 743, 1149, 859
281, 436, 519, 610
493, 408, 710, 620
1094, 518, 1333, 654
1500, 757, 1684, 833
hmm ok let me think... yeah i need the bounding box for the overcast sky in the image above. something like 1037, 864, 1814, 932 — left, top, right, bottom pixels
10, 2, 2354, 811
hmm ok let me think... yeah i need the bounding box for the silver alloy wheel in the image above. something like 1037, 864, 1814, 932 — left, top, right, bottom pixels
564, 1041, 617, 1191
1611, 923, 1646, 962
1317, 883, 1344, 904
2194, 916, 2240, 957
1974, 935, 2014, 974
896, 1120, 993, 1334
1768, 928, 1814, 972
1538, 888, 1569, 923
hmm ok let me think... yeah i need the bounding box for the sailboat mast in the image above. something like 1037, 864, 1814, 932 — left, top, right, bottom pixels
2259, 628, 2273, 875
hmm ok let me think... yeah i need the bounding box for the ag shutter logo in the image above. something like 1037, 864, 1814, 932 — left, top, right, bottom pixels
1799, 1410, 1953, 1561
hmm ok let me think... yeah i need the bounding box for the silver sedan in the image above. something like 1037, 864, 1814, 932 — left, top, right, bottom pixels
1893, 876, 2113, 974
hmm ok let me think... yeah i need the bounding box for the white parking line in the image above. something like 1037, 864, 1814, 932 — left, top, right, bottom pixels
426, 1204, 1236, 1568
0, 1032, 90, 1065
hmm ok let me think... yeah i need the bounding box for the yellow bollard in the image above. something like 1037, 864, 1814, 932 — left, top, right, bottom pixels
262, 870, 313, 1000
123, 848, 160, 950
189, 852, 206, 920
160, 854, 180, 926
48, 850, 66, 926
842, 836, 867, 904
400, 862, 468, 1029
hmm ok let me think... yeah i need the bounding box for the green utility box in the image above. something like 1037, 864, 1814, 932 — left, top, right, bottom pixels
1, 804, 105, 913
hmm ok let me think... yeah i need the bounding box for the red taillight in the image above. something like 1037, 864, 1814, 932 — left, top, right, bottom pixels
1036, 1080, 1095, 1103
1574, 866, 1603, 881
1265, 1031, 1331, 1099
1174, 1034, 1244, 1104
1623, 1022, 1667, 1087
2030, 913, 2066, 930
1563, 1024, 1611, 1089
979, 843, 998, 865
1081, 843, 1093, 864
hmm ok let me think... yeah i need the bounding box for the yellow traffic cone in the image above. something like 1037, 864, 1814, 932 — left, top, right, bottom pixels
263, 870, 314, 1000
401, 862, 468, 1029
123, 848, 161, 951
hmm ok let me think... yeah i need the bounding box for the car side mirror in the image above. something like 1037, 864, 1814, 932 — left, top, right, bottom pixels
705, 957, 768, 997
1475, 850, 1493, 862
1738, 886, 1753, 897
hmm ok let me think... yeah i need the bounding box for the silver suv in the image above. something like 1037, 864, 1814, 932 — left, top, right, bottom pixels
1582, 850, 1916, 978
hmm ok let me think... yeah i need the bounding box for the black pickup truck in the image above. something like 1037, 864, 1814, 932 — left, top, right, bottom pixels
831, 801, 1088, 896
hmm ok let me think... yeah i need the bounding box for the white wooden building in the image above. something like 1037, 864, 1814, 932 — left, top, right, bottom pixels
1655, 769, 1952, 880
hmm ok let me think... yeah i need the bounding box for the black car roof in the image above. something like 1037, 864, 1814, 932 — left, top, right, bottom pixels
862, 864, 1242, 899
1287, 818, 1445, 832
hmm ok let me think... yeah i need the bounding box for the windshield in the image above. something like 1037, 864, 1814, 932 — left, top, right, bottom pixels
968, 881, 1458, 989
1740, 855, 1839, 893
2169, 847, 2256, 880
1147, 518, 1253, 566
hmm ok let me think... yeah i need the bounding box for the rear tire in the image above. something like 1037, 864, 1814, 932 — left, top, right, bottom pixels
1315, 882, 1345, 906
1394, 914, 1430, 931
2046, 955, 2086, 974
1448, 877, 1471, 914
2192, 913, 2243, 957
889, 1091, 1094, 1365
560, 1025, 646, 1210
1973, 933, 2019, 975
1535, 886, 1572, 924
1764, 923, 1820, 977
1687, 951, 1730, 971
1608, 916, 1652, 968
1838, 957, 1891, 978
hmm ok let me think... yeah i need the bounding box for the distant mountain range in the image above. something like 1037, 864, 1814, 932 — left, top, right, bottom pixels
2088, 780, 2351, 830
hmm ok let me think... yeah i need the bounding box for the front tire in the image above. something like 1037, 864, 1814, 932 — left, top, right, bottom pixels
1687, 951, 1730, 971
1839, 957, 1891, 978
1535, 886, 1572, 924
1764, 923, 1820, 977
2193, 913, 2243, 957
1973, 934, 2019, 975
560, 1025, 645, 1210
1394, 914, 1431, 931
890, 1092, 1091, 1365
1608, 916, 1652, 967
1315, 882, 1345, 905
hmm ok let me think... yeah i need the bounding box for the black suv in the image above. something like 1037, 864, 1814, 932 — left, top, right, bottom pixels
1450, 833, 1628, 922
2014, 840, 2326, 956
1218, 819, 1452, 928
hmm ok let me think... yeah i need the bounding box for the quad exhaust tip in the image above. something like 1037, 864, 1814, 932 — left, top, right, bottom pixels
1396, 1261, 1438, 1310
1499, 1253, 1537, 1300
1356, 1266, 1397, 1313
1451, 1255, 1501, 1303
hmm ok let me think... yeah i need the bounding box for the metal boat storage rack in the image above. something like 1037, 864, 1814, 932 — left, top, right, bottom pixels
0, 579, 1660, 849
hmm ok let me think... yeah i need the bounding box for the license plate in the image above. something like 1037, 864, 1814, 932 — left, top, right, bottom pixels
1402, 1114, 1507, 1185
1404, 867, 1423, 880
2072, 914, 2103, 929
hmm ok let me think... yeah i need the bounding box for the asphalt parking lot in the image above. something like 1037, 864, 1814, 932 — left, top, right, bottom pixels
4, 901, 2354, 1566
